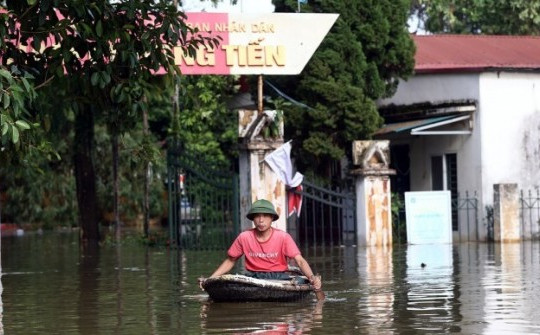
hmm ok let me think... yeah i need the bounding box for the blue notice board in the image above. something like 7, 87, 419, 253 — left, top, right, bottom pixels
405, 191, 452, 244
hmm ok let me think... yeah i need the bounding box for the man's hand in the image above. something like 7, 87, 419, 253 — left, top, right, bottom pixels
309, 275, 322, 291
198, 277, 206, 291
310, 275, 325, 300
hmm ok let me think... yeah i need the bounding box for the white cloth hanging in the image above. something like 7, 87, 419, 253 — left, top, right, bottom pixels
263, 141, 303, 187
264, 141, 304, 217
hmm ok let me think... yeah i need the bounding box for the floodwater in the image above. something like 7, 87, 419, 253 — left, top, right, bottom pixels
1, 232, 540, 334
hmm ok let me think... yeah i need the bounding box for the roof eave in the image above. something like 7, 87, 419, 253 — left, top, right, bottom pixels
415, 66, 540, 74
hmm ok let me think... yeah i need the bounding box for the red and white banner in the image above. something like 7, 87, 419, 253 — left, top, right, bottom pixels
264, 141, 304, 218
287, 185, 303, 218
175, 12, 338, 75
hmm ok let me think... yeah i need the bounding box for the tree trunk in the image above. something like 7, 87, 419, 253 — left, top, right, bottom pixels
0, 182, 3, 226
74, 107, 100, 242
142, 106, 150, 238
1, 182, 3, 270
112, 130, 121, 241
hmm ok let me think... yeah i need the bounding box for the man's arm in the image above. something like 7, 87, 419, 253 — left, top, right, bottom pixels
199, 256, 238, 291
293, 254, 322, 290
209, 255, 237, 278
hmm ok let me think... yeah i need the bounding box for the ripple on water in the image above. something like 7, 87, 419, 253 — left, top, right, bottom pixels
2, 234, 540, 334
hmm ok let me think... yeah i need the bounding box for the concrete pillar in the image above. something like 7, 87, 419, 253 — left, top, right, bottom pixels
350, 140, 395, 247
493, 183, 520, 242
238, 109, 286, 232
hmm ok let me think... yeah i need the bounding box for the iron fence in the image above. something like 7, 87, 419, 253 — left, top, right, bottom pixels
289, 179, 356, 249
394, 191, 479, 243
520, 189, 540, 240
167, 145, 239, 250
454, 191, 479, 242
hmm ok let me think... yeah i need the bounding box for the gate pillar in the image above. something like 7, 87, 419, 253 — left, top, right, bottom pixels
493, 183, 520, 242
350, 140, 395, 247
238, 109, 287, 232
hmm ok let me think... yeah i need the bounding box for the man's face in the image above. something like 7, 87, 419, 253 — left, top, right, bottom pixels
252, 213, 273, 232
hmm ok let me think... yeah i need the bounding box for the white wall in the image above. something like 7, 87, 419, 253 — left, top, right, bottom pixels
479, 72, 540, 206
384, 74, 482, 197
384, 71, 540, 241
379, 73, 479, 106
382, 73, 485, 238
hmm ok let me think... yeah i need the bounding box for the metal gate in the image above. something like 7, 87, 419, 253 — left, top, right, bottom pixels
520, 189, 540, 240
167, 145, 239, 250
289, 179, 356, 248
454, 191, 479, 242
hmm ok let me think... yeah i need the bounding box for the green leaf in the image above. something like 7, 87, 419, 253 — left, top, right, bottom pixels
101, 72, 111, 85
21, 77, 31, 92
3, 94, 10, 109
118, 91, 126, 103
12, 125, 19, 143
0, 69, 11, 80
99, 72, 109, 89
32, 36, 41, 51
96, 20, 103, 37
80, 22, 92, 35
91, 72, 99, 86
15, 120, 31, 130
1, 123, 8, 136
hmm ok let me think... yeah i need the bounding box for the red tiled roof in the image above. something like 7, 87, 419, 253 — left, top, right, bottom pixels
413, 34, 540, 73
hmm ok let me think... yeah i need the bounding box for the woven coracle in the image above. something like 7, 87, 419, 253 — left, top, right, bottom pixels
202, 274, 313, 302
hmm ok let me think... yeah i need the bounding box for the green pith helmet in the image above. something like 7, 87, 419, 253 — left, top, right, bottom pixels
246, 199, 279, 221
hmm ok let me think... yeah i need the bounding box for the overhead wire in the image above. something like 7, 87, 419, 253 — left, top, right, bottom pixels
264, 80, 315, 111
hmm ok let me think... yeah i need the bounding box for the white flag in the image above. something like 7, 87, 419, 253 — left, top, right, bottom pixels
264, 141, 303, 187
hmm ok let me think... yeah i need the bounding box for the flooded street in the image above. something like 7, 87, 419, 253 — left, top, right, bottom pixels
1, 232, 540, 334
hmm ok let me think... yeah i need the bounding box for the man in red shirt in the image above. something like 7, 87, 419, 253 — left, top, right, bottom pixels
203, 199, 322, 291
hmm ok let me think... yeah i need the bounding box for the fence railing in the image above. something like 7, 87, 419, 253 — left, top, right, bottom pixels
454, 191, 479, 242
289, 179, 356, 248
520, 189, 540, 240
167, 146, 239, 250
394, 191, 479, 243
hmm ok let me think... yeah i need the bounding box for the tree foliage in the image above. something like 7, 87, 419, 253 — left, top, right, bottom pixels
0, 0, 219, 238
0, 8, 41, 163
411, 0, 540, 34
176, 75, 238, 164
0, 68, 38, 162
270, 0, 415, 176
1, 137, 77, 228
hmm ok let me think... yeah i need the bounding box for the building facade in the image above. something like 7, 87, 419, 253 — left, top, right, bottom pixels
376, 35, 540, 241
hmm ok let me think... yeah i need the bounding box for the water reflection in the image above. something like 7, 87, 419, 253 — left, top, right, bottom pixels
361, 246, 394, 334
200, 300, 324, 334
0, 229, 3, 335
0, 258, 3, 335
482, 242, 540, 334
2, 233, 540, 334
405, 244, 456, 333
77, 241, 100, 334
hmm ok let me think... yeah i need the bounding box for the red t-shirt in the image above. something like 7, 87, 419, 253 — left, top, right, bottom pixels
227, 228, 301, 272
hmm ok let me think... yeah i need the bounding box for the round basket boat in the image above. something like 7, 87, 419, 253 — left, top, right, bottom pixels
202, 274, 314, 302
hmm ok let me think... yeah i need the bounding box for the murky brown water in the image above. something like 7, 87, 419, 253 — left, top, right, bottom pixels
1, 232, 540, 334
